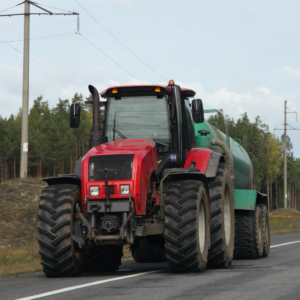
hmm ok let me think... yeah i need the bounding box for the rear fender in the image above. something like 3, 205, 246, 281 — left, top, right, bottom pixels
184, 148, 224, 178
159, 170, 210, 216
257, 191, 268, 210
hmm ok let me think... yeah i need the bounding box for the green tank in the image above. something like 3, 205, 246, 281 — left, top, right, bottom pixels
194, 120, 253, 190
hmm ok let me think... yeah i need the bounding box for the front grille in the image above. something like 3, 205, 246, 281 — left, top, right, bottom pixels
89, 154, 134, 181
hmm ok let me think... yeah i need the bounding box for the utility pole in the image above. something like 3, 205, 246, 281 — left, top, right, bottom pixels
0, 1, 78, 178
20, 1, 30, 178
284, 101, 287, 208
274, 101, 299, 209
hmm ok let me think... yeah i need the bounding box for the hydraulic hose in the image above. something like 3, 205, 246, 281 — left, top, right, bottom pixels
157, 154, 176, 178
211, 139, 234, 179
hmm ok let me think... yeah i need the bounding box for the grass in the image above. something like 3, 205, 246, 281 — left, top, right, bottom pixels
269, 208, 300, 235
0, 248, 42, 277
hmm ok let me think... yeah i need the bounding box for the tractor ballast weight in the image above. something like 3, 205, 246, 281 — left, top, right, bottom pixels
38, 81, 237, 277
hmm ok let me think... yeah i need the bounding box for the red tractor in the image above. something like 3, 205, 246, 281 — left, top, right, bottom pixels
38, 80, 235, 276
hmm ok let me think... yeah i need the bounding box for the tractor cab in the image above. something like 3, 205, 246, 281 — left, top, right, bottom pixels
71, 80, 204, 165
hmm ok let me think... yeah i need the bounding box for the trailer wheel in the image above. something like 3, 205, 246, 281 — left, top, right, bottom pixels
258, 204, 270, 257
164, 180, 210, 272
207, 163, 235, 268
131, 237, 166, 263
38, 184, 84, 277
234, 205, 264, 259
83, 245, 123, 272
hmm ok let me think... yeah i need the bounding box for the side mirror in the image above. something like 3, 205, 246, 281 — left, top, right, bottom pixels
191, 99, 204, 123
70, 103, 81, 128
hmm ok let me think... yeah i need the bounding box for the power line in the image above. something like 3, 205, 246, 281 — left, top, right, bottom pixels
0, 37, 82, 89
79, 33, 143, 83
129, 0, 254, 89
129, 0, 290, 105
75, 0, 167, 82
0, 4, 17, 13
34, 3, 75, 14
0, 32, 76, 43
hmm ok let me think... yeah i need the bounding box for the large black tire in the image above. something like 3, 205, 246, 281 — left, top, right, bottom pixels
207, 163, 235, 268
258, 204, 270, 257
83, 245, 123, 272
38, 184, 84, 277
164, 180, 210, 272
234, 205, 263, 259
131, 237, 166, 263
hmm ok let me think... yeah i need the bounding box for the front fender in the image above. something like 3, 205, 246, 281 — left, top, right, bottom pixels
184, 148, 224, 178
43, 175, 81, 186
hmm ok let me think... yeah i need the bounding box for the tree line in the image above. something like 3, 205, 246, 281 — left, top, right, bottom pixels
0, 94, 299, 210
0, 93, 94, 181
208, 112, 300, 211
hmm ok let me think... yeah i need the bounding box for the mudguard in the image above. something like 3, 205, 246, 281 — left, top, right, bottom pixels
184, 148, 224, 178
43, 175, 80, 186
234, 189, 268, 210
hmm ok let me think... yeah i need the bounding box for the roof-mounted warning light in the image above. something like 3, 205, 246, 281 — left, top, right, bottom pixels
112, 88, 118, 94
168, 79, 175, 85
155, 87, 161, 92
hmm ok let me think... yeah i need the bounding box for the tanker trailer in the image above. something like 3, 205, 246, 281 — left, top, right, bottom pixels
194, 109, 270, 259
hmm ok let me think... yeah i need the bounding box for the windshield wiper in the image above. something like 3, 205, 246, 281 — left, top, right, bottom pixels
112, 128, 127, 140
112, 112, 128, 140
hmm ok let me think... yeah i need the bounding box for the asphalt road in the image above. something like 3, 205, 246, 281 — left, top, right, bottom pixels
1, 232, 300, 300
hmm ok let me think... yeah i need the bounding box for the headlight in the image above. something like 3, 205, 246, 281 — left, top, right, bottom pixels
90, 186, 99, 196
120, 185, 130, 195
89, 162, 94, 181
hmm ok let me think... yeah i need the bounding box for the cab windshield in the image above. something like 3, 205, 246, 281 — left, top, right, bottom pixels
105, 96, 170, 153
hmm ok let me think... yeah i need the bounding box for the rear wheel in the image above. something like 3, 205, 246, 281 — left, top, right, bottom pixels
83, 245, 123, 272
131, 237, 166, 263
207, 163, 235, 268
258, 204, 270, 257
164, 180, 210, 272
38, 184, 84, 277
234, 205, 263, 259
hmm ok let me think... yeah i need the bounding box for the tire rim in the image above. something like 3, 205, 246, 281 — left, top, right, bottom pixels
266, 216, 269, 246
224, 188, 231, 246
258, 213, 262, 246
198, 201, 206, 254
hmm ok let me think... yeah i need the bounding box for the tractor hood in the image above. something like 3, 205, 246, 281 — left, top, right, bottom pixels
91, 138, 156, 154
81, 138, 158, 215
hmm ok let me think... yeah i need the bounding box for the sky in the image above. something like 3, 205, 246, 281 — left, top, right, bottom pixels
1, 0, 300, 156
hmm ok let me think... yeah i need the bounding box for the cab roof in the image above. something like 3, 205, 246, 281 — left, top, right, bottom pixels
100, 84, 196, 99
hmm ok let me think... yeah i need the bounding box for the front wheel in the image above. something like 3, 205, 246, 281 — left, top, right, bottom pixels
164, 180, 210, 272
38, 184, 84, 277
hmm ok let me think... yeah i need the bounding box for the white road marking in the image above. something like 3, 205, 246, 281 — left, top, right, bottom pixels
271, 240, 300, 248
16, 270, 160, 300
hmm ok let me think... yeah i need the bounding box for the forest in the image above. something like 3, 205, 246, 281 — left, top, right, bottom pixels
0, 93, 299, 211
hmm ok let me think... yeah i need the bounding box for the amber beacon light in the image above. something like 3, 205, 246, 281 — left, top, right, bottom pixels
112, 88, 118, 94
169, 79, 175, 85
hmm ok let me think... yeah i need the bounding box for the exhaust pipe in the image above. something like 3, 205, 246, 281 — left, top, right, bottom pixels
88, 85, 102, 149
